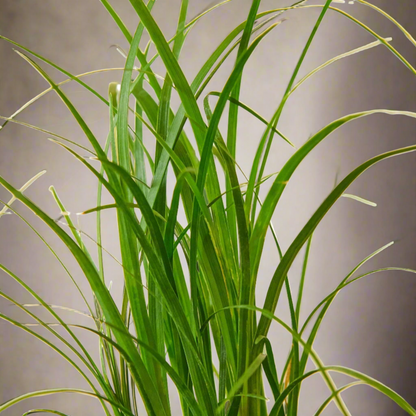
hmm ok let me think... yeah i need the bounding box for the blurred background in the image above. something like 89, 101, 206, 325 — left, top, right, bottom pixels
0, 0, 415, 414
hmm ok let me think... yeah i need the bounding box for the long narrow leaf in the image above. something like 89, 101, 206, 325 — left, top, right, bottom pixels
257, 140, 416, 339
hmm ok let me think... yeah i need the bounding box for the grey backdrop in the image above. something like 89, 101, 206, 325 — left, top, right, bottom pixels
0, 0, 415, 415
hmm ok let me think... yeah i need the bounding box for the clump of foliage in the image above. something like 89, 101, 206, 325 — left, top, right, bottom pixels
1, 0, 415, 415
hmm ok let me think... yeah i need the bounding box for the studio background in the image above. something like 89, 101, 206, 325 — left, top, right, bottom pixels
0, 1, 415, 415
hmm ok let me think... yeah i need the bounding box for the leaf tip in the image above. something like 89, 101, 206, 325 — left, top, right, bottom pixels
255, 335, 265, 345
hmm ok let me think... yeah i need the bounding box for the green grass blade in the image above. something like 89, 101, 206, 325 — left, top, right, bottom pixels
324, 366, 416, 415
216, 353, 267, 415
99, 0, 132, 42
20, 304, 93, 320
313, 382, 365, 416
116, 0, 163, 97
128, 0, 207, 148
249, 0, 332, 225
129, 0, 234, 98
202, 304, 352, 415
283, 0, 332, 108
3, 1, 414, 415
218, 336, 227, 414
299, 267, 416, 377
13, 51, 110, 166
288, 38, 392, 97
22, 410, 70, 416
194, 27, 288, 412
295, 235, 313, 323
246, 1, 412, 222
0, 258, 103, 378
262, 217, 299, 416
214, 139, 253, 412
49, 186, 84, 246
250, 110, 416, 285
49, 183, 126, 399
238, 302, 416, 415
227, 0, 261, 158
356, 0, 416, 47
249, 4, 415, 75
299, 240, 397, 343
192, 20, 282, 248
206, 92, 294, 148
341, 193, 377, 207
172, 0, 189, 60
269, 369, 321, 416
256, 139, 416, 340
74, 325, 204, 416
149, 3, 191, 393
301, 241, 397, 339
225, 0, 262, 304
256, 337, 281, 402
195, 13, 284, 105
0, 37, 108, 105
143, 13, 282, 215
0, 200, 95, 319
0, 67, 133, 133
0, 170, 46, 217
0, 388, 135, 416
0, 308, 113, 416
117, 22, 145, 173
325, 5, 415, 74
112, 34, 164, 401
134, 93, 148, 193
0, 176, 168, 416
96, 96, 115, 284
52, 141, 217, 413
185, 1, 233, 31
0, 116, 93, 154
117, 31, 173, 405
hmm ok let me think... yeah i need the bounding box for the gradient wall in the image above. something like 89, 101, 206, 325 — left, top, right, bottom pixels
0, 1, 415, 415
